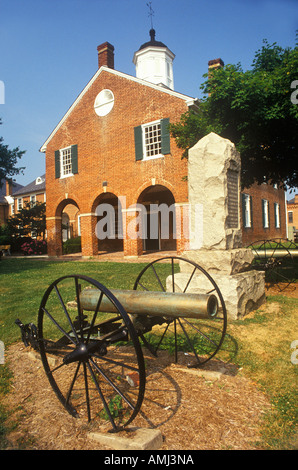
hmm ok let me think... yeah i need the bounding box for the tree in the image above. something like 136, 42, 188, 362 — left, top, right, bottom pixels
170, 37, 298, 189
0, 119, 25, 185
7, 201, 46, 240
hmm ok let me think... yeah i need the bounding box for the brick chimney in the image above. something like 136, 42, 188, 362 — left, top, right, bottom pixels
97, 42, 115, 69
208, 58, 224, 70
5, 179, 12, 196
207, 58, 224, 96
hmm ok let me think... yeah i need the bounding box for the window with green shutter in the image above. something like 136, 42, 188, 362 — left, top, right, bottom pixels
55, 150, 61, 178
134, 118, 170, 161
134, 126, 143, 161
71, 145, 78, 174
160, 118, 170, 155
54, 145, 78, 178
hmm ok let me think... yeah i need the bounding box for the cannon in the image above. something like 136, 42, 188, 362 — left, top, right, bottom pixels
248, 238, 298, 290
15, 256, 227, 432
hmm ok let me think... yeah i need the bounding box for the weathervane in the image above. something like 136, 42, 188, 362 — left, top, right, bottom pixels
147, 2, 154, 29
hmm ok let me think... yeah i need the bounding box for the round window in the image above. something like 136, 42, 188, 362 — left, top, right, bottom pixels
94, 89, 114, 116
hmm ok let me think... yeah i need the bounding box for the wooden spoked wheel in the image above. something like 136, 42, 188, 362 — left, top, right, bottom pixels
248, 239, 296, 290
133, 256, 227, 367
37, 275, 146, 431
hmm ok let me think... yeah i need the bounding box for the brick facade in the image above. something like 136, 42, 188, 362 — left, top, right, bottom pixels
42, 67, 192, 257
41, 43, 287, 257
241, 183, 287, 246
0, 202, 8, 226
9, 176, 46, 216
287, 194, 298, 241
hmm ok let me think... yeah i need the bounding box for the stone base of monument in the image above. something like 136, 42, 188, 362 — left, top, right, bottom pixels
170, 269, 265, 320
167, 250, 266, 320
181, 248, 255, 275
182, 133, 267, 320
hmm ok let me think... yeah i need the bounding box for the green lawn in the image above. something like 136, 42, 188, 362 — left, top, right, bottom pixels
0, 257, 297, 449
0, 258, 148, 345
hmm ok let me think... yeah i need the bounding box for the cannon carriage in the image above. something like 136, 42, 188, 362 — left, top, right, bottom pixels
16, 256, 227, 432
14, 239, 297, 431
247, 238, 298, 290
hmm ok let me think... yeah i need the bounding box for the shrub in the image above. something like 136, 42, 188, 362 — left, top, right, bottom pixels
21, 240, 47, 256
10, 236, 33, 253
62, 236, 81, 254
0, 235, 11, 245
0, 226, 11, 245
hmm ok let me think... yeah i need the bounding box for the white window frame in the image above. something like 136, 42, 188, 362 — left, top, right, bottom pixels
17, 198, 23, 211
263, 199, 269, 228
94, 89, 114, 117
77, 215, 81, 237
35, 176, 45, 185
142, 120, 163, 161
60, 146, 74, 178
288, 211, 293, 224
243, 194, 251, 228
274, 203, 280, 228
30, 194, 36, 206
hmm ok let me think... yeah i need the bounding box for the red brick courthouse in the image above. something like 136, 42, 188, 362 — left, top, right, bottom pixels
40, 31, 286, 258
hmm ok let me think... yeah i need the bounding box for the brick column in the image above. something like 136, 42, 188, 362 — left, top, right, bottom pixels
46, 217, 62, 256
80, 213, 98, 257
175, 203, 189, 254
122, 207, 143, 257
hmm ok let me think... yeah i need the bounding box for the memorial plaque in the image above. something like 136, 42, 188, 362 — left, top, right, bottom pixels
227, 169, 239, 228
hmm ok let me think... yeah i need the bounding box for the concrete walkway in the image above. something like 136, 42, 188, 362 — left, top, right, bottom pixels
8, 250, 180, 264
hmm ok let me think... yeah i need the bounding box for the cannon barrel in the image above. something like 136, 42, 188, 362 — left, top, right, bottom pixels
253, 249, 298, 258
79, 288, 219, 320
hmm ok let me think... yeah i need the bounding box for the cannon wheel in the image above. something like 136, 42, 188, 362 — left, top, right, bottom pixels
37, 275, 146, 431
247, 238, 296, 291
133, 256, 227, 367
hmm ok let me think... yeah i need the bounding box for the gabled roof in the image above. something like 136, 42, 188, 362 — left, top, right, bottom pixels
40, 66, 197, 153
13, 175, 45, 196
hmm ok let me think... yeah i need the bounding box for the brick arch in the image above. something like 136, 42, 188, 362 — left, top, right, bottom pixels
54, 198, 81, 246
90, 190, 123, 214
91, 191, 124, 252
136, 183, 177, 252
55, 197, 80, 217
135, 179, 178, 205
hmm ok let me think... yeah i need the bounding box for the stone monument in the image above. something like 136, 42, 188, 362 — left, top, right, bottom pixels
174, 132, 265, 319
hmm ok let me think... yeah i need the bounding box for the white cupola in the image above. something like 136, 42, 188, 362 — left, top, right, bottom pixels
133, 29, 175, 90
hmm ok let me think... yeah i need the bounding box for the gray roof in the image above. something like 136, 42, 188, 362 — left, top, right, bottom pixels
287, 195, 298, 204
13, 174, 45, 196
0, 180, 24, 204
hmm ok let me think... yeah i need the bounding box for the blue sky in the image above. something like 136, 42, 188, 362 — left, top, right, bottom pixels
0, 0, 297, 189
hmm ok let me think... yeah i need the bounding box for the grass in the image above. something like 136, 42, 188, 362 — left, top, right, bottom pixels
227, 294, 298, 449
0, 257, 297, 449
0, 258, 148, 345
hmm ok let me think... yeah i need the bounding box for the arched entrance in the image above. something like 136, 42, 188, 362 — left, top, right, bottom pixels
61, 203, 80, 242
46, 198, 80, 256
93, 192, 124, 252
137, 185, 176, 252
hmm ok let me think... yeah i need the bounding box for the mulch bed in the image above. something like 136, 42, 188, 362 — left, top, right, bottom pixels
4, 282, 296, 450
3, 343, 270, 450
